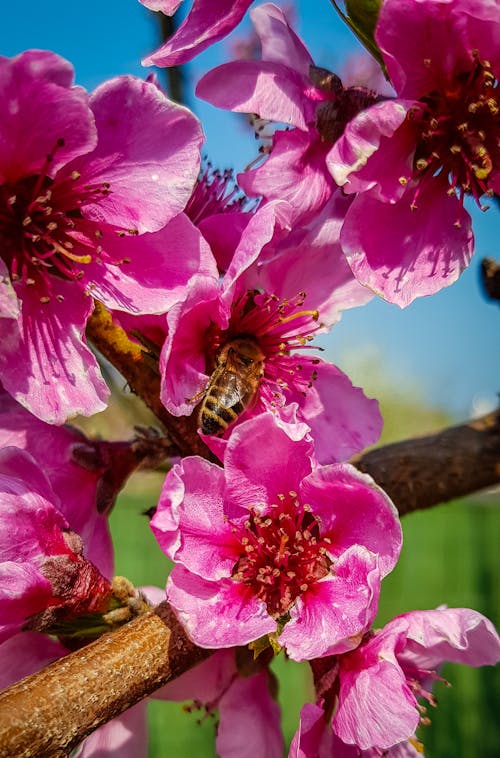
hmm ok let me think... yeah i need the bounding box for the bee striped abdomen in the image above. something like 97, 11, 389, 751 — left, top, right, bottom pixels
197, 337, 265, 437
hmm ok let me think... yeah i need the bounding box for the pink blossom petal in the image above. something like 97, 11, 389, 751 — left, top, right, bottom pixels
285, 360, 383, 464
197, 60, 312, 130
139, 0, 182, 11
198, 211, 252, 274
0, 278, 109, 424
327, 99, 413, 200
152, 457, 242, 579
300, 463, 401, 575
217, 670, 284, 758
0, 562, 54, 643
160, 277, 222, 416
156, 648, 236, 702
72, 76, 203, 233
279, 547, 381, 660
239, 128, 334, 217
333, 658, 418, 750
289, 702, 334, 758
142, 0, 253, 67
340, 174, 474, 307
397, 607, 500, 669
0, 631, 67, 689
251, 3, 313, 75
82, 214, 217, 314
76, 703, 148, 758
167, 565, 276, 647
255, 192, 372, 326
0, 52, 96, 183
224, 413, 314, 509
0, 261, 19, 318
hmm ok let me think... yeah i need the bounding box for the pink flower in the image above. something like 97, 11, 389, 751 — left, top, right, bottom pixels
160, 199, 381, 464
291, 607, 500, 754
140, 0, 254, 67
327, 0, 499, 306
151, 414, 402, 661
0, 50, 208, 423
0, 446, 113, 644
197, 3, 378, 222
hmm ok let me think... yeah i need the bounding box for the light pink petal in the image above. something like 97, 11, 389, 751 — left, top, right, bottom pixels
300, 463, 401, 575
327, 99, 413, 200
256, 191, 372, 326
0, 562, 54, 643
76, 703, 148, 758
279, 547, 381, 661
139, 0, 182, 11
0, 278, 109, 424
167, 565, 275, 648
239, 128, 334, 218
72, 76, 203, 233
0, 443, 56, 506
287, 360, 383, 464
397, 607, 500, 669
251, 3, 313, 75
151, 457, 242, 579
217, 670, 284, 758
333, 658, 418, 750
340, 174, 474, 307
82, 214, 217, 314
222, 199, 292, 303
142, 0, 253, 66
160, 277, 223, 415
289, 702, 334, 758
0, 632, 67, 689
156, 648, 236, 702
224, 413, 314, 510
197, 61, 312, 130
0, 53, 95, 183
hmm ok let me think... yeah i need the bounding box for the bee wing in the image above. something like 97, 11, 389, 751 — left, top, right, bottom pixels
216, 371, 252, 409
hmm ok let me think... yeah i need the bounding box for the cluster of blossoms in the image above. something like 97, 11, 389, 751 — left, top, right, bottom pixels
0, 0, 498, 756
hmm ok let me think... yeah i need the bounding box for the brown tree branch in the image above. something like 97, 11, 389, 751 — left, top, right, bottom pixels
0, 602, 210, 758
0, 409, 499, 756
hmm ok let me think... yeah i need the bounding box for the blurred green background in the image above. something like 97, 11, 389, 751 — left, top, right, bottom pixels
104, 368, 500, 758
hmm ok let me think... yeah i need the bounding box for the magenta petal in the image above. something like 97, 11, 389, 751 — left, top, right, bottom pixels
76, 704, 148, 758
0, 632, 67, 690
197, 61, 312, 130
152, 457, 242, 579
0, 52, 95, 183
239, 128, 333, 217
300, 463, 401, 575
333, 658, 418, 750
0, 562, 54, 643
142, 0, 253, 67
290, 360, 382, 464
327, 99, 413, 200
0, 261, 19, 318
217, 670, 284, 758
251, 3, 313, 75
398, 607, 500, 669
76, 76, 203, 233
290, 703, 334, 758
82, 214, 217, 314
167, 565, 275, 647
0, 279, 108, 424
340, 174, 474, 307
225, 414, 314, 509
279, 547, 381, 661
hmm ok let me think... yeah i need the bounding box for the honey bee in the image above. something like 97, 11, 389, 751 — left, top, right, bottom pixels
198, 336, 265, 436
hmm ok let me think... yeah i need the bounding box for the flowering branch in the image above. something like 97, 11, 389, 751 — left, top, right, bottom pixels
0, 408, 498, 756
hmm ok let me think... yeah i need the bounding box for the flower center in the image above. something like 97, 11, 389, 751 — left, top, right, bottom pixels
231, 492, 331, 617
185, 163, 252, 225
0, 138, 130, 302
410, 57, 498, 206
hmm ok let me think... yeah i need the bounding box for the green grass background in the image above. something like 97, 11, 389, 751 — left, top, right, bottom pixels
111, 483, 500, 758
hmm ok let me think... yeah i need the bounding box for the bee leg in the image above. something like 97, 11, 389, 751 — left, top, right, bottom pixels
186, 387, 207, 404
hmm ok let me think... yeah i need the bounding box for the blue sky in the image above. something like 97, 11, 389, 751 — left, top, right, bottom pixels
2, 0, 499, 420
